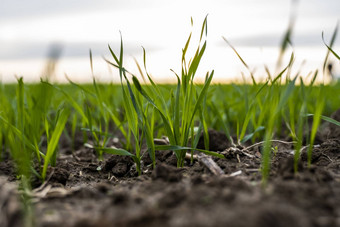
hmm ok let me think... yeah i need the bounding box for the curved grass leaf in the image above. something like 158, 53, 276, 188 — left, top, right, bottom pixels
131, 75, 176, 144
42, 109, 70, 181
42, 82, 89, 125
241, 126, 265, 143
322, 23, 339, 72
0, 115, 38, 153
96, 147, 135, 156
307, 114, 340, 127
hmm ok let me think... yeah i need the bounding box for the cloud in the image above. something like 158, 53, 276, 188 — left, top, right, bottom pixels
0, 41, 158, 59
219, 32, 340, 47
0, 0, 158, 21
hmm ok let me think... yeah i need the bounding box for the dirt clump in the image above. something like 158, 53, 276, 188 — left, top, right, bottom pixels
1, 130, 340, 226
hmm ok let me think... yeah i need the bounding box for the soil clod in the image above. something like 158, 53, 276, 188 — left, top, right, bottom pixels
152, 162, 183, 182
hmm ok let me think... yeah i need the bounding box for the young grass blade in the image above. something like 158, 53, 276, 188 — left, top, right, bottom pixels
222, 37, 249, 69
16, 77, 25, 132
178, 71, 214, 159
42, 81, 89, 125
119, 31, 124, 68
42, 109, 70, 181
124, 78, 143, 123
89, 49, 94, 76
275, 75, 297, 115
199, 15, 208, 42
306, 114, 340, 127
324, 45, 340, 61
65, 74, 95, 97
104, 58, 133, 82
322, 23, 339, 73
139, 47, 170, 116
199, 78, 210, 150
241, 126, 265, 143
309, 70, 319, 86
272, 66, 288, 84
85, 103, 99, 147
293, 80, 307, 173
102, 103, 127, 138
188, 42, 207, 80
239, 79, 269, 141
0, 115, 38, 152
255, 79, 269, 98
192, 123, 204, 149
134, 57, 147, 84
98, 146, 139, 165
210, 103, 234, 144
222, 37, 256, 85
95, 147, 135, 156
108, 44, 124, 81
131, 75, 176, 144
307, 89, 325, 167
276, 9, 295, 71
173, 74, 181, 144
108, 45, 119, 66
144, 106, 156, 168
81, 127, 114, 137
264, 65, 272, 82
182, 33, 192, 62
188, 71, 214, 127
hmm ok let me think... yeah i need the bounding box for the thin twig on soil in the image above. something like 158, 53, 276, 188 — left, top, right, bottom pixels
32, 168, 55, 194
221, 147, 255, 158
236, 154, 241, 163
288, 144, 320, 155
197, 154, 224, 175
229, 170, 242, 177
243, 140, 297, 152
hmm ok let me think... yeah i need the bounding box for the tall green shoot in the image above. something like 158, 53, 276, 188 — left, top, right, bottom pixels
106, 16, 222, 169
261, 74, 297, 185
322, 23, 339, 74
307, 86, 325, 167
42, 109, 70, 181
292, 78, 307, 173
106, 34, 156, 174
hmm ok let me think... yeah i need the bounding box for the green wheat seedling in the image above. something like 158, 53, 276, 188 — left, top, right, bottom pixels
64, 71, 130, 160
0, 79, 70, 182
223, 48, 297, 184
0, 78, 33, 179
1, 17, 340, 189
0, 79, 43, 179
90, 52, 147, 163
130, 16, 224, 167
307, 93, 324, 167
75, 80, 110, 160
292, 78, 307, 173
222, 37, 278, 145
105, 16, 224, 171
0, 76, 339, 181
261, 75, 298, 185
104, 33, 155, 175
86, 52, 112, 158
42, 108, 70, 181
223, 21, 312, 184
0, 79, 69, 225
44, 79, 117, 161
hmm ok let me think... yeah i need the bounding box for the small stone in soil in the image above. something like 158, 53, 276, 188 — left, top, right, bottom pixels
112, 162, 129, 177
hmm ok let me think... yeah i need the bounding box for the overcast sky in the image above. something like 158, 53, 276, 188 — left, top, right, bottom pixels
0, 0, 339, 82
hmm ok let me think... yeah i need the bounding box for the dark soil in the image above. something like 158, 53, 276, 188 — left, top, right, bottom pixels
1, 110, 340, 227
